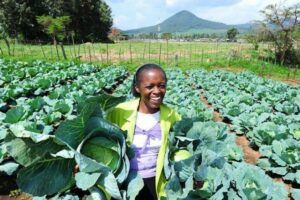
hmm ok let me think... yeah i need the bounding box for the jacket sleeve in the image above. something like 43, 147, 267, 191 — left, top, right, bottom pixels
106, 108, 118, 125
172, 109, 182, 126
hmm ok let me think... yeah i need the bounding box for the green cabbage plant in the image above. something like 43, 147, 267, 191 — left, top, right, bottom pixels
4, 94, 143, 199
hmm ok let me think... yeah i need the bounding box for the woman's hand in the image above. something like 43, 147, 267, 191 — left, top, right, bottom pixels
73, 164, 79, 174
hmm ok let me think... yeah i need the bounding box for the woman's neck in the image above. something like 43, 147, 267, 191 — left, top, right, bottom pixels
138, 102, 160, 114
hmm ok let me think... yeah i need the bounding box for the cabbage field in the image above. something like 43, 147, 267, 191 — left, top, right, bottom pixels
0, 59, 300, 200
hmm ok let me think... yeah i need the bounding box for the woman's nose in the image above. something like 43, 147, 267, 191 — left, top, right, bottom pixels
153, 86, 160, 94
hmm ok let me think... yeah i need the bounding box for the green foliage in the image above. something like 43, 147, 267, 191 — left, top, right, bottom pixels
227, 27, 239, 41
163, 117, 287, 200
36, 15, 71, 43
293, 26, 300, 40
161, 32, 172, 40
62, 0, 113, 42
2, 94, 143, 199
0, 0, 50, 40
244, 34, 259, 50
260, 2, 300, 65
0, 0, 113, 42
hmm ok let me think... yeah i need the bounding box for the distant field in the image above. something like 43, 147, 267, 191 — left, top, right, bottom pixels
0, 39, 299, 81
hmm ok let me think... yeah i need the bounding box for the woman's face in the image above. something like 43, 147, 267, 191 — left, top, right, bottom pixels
135, 69, 166, 114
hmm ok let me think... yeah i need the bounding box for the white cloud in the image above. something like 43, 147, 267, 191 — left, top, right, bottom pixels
196, 0, 300, 24
106, 0, 299, 29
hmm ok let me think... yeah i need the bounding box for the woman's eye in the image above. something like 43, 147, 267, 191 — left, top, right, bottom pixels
160, 85, 166, 89
145, 86, 153, 89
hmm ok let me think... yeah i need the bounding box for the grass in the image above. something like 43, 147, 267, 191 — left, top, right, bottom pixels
0, 40, 299, 82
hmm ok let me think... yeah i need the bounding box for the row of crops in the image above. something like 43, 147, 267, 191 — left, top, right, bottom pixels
0, 59, 299, 199
189, 70, 300, 187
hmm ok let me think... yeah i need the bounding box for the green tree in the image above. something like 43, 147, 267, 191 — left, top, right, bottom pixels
37, 15, 71, 59
0, 0, 51, 41
161, 32, 172, 41
61, 0, 112, 42
227, 27, 239, 41
260, 2, 300, 65
0, 24, 11, 55
0, 0, 113, 42
294, 26, 300, 40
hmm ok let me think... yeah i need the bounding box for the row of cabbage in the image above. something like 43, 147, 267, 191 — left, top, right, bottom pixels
0, 64, 127, 135
0, 59, 80, 85
188, 69, 300, 198
0, 60, 104, 103
114, 68, 292, 199
0, 61, 130, 200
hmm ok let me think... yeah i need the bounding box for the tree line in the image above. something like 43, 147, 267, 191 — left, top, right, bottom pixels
0, 0, 112, 43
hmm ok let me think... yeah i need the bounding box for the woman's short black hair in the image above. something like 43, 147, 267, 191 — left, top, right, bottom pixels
131, 63, 167, 97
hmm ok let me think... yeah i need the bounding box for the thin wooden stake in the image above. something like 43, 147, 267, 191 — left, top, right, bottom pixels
129, 41, 132, 64
148, 40, 151, 62
201, 48, 204, 65
106, 43, 109, 64
268, 64, 273, 78
159, 43, 162, 65
287, 64, 291, 80
40, 40, 46, 59
294, 65, 298, 80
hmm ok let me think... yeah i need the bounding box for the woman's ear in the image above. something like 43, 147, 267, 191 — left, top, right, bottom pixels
135, 84, 140, 94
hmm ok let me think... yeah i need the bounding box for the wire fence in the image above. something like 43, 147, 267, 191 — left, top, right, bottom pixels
0, 39, 299, 82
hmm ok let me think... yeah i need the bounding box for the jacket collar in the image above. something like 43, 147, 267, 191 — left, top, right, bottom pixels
123, 98, 171, 122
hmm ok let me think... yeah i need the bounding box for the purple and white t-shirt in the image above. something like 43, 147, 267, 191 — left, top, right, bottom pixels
130, 111, 162, 178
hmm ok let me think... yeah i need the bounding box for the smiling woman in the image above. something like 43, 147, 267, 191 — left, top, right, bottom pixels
132, 64, 167, 113
106, 63, 181, 200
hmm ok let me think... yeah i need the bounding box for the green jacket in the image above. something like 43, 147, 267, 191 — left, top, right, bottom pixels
106, 98, 181, 199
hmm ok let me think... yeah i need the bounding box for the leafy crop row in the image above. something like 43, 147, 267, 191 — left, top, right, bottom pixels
188, 69, 300, 199
1, 61, 299, 199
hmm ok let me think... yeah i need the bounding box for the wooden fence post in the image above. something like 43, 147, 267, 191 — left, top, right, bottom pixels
50, 44, 53, 60
82, 41, 87, 61
11, 39, 15, 56
129, 41, 132, 64
39, 40, 46, 59
60, 42, 67, 60
287, 64, 291, 80
166, 40, 169, 66
201, 48, 204, 65
68, 44, 73, 59
99, 43, 103, 65
106, 43, 109, 64
88, 44, 92, 63
260, 63, 265, 77
92, 42, 96, 61
189, 43, 192, 66
143, 41, 147, 63
159, 43, 162, 65
148, 40, 151, 62
215, 42, 218, 62
71, 34, 76, 58
119, 46, 122, 63
77, 44, 81, 60
268, 63, 273, 78
294, 65, 298, 80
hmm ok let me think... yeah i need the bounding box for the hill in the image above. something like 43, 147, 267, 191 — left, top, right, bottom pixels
125, 10, 251, 35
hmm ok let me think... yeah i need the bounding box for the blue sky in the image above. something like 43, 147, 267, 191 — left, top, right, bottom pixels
106, 0, 298, 30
